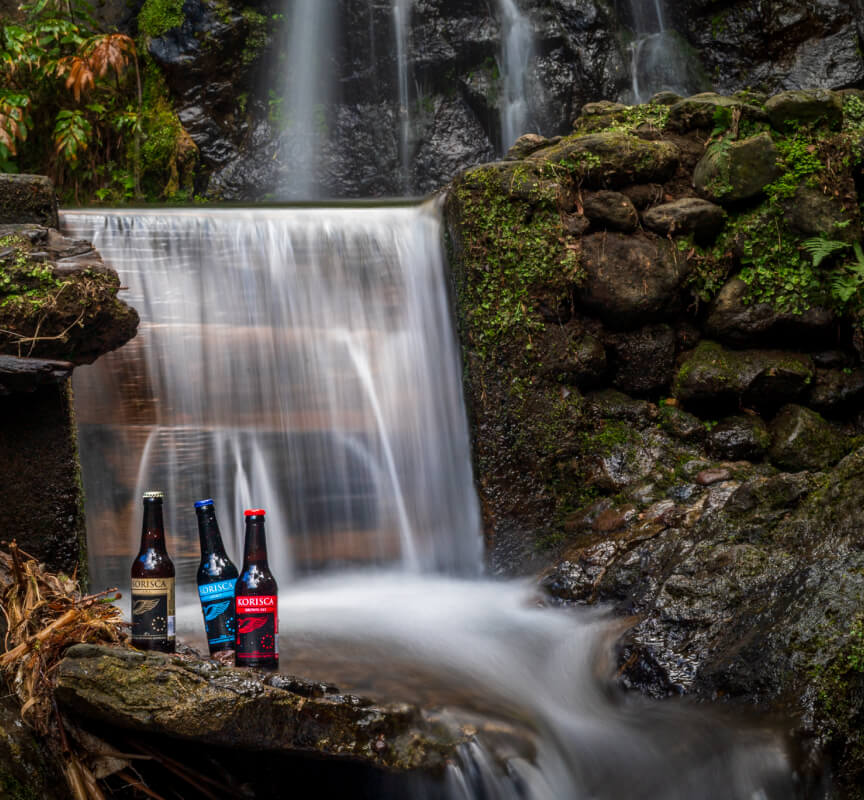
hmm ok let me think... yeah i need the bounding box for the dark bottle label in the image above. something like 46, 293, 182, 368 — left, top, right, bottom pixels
131, 577, 176, 641
235, 595, 278, 663
198, 578, 237, 649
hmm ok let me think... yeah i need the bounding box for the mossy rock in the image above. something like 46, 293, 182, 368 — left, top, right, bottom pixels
666, 93, 765, 132
582, 190, 638, 232
659, 405, 706, 442
672, 340, 814, 407
765, 89, 843, 130
641, 197, 726, 243
768, 404, 849, 471
706, 414, 770, 461
528, 131, 679, 189
785, 184, 860, 242
693, 133, 783, 204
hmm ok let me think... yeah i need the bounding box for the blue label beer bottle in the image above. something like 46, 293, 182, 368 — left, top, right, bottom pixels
131, 491, 176, 653
234, 509, 278, 671
195, 499, 239, 655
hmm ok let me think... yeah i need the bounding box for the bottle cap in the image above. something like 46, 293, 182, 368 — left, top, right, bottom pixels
143, 491, 164, 500
244, 508, 266, 517
194, 499, 214, 509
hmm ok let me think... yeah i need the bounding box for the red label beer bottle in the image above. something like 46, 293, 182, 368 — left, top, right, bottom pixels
234, 509, 278, 670
131, 491, 176, 653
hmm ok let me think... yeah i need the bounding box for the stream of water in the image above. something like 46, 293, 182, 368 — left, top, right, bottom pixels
63, 202, 799, 798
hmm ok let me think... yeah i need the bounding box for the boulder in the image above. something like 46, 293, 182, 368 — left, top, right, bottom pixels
785, 185, 860, 241
768, 404, 848, 471
0, 175, 58, 228
506, 133, 557, 160
765, 89, 844, 130
606, 324, 677, 395
586, 389, 656, 425
706, 415, 771, 461
582, 191, 638, 232
577, 233, 687, 325
542, 332, 607, 387
704, 278, 833, 346
649, 91, 683, 106
642, 198, 727, 243
666, 93, 765, 132
672, 341, 814, 408
660, 405, 706, 442
55, 644, 468, 772
693, 133, 783, 204
528, 131, 679, 189
0, 355, 73, 395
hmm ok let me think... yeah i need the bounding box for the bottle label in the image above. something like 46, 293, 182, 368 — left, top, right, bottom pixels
131, 577, 175, 641
235, 595, 278, 661
198, 579, 237, 648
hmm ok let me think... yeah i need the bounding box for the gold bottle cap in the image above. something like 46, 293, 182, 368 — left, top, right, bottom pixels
143, 491, 164, 499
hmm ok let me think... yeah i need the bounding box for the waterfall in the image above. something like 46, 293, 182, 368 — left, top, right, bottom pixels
628, 0, 702, 103
498, 0, 534, 149
279, 0, 336, 198
62, 204, 483, 596
393, 0, 413, 192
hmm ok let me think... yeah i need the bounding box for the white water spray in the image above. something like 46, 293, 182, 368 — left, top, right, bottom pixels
497, 0, 534, 149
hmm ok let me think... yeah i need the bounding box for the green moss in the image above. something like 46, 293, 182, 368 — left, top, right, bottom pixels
240, 8, 269, 66
138, 0, 185, 39
0, 238, 63, 312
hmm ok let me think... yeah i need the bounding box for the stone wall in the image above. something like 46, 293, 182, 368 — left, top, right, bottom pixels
445, 89, 864, 793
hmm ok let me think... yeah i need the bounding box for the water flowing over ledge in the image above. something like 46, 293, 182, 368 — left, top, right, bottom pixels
62, 203, 483, 599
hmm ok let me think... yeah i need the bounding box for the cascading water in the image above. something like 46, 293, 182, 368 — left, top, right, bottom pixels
627, 0, 703, 103
64, 202, 800, 798
393, 0, 413, 192
279, 0, 336, 198
62, 204, 483, 596
497, 0, 534, 149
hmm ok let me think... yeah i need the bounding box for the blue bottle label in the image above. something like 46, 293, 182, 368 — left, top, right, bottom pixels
198, 579, 237, 649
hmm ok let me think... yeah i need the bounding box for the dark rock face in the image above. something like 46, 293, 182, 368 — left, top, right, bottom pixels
0, 175, 58, 228
641, 198, 726, 243
706, 415, 770, 461
606, 324, 677, 395
765, 89, 844, 129
582, 191, 638, 232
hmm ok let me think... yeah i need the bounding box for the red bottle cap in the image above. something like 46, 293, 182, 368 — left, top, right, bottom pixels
244, 508, 266, 517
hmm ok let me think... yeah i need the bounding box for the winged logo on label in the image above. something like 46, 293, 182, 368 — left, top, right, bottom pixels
133, 599, 160, 616
237, 617, 268, 634
204, 600, 231, 621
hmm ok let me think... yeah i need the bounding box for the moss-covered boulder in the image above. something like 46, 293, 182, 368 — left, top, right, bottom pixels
55, 644, 470, 772
582, 190, 638, 232
768, 404, 849, 471
672, 341, 814, 407
527, 131, 679, 189
693, 133, 783, 204
665, 93, 764, 132
765, 89, 844, 130
706, 414, 770, 461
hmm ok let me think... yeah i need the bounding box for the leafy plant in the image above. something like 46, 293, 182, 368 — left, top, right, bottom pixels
802, 236, 849, 267
830, 243, 864, 306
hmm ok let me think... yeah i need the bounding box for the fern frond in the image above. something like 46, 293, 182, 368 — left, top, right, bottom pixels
802, 236, 849, 267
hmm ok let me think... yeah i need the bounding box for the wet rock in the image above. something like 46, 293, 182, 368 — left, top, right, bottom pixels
704, 278, 833, 347
542, 331, 606, 387
593, 505, 637, 533
0, 355, 73, 395
672, 341, 814, 409
768, 404, 848, 472
706, 415, 770, 462
0, 175, 57, 228
641, 198, 726, 243
649, 91, 683, 106
606, 324, 677, 395
620, 184, 664, 210
577, 233, 687, 325
582, 191, 638, 232
807, 367, 864, 413
666, 93, 765, 132
765, 89, 844, 129
55, 644, 467, 772
696, 468, 732, 486
528, 131, 679, 189
587, 389, 655, 425
659, 405, 706, 442
693, 133, 783, 204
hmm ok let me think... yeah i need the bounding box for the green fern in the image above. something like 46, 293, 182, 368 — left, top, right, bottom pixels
830, 242, 864, 306
802, 236, 849, 267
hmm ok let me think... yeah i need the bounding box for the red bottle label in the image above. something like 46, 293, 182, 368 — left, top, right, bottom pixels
235, 595, 278, 661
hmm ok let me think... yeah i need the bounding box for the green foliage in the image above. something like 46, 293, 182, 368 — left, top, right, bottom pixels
240, 8, 268, 66
137, 0, 185, 39
766, 133, 823, 201
802, 235, 849, 267
53, 109, 91, 164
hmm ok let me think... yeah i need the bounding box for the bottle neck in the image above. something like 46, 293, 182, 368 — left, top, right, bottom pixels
242, 518, 269, 569
139, 500, 167, 552
196, 508, 227, 556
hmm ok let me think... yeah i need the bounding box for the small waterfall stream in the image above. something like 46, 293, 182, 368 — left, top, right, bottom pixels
393, 0, 413, 191
497, 0, 534, 149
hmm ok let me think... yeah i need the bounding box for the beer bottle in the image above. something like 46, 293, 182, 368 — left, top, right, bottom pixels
234, 509, 278, 670
195, 499, 239, 655
131, 491, 175, 653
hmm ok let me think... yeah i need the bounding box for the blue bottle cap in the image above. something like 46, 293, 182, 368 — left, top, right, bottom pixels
194, 499, 215, 509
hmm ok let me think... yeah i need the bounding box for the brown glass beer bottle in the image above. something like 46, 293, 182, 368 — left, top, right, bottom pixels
234, 509, 278, 670
130, 491, 176, 653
